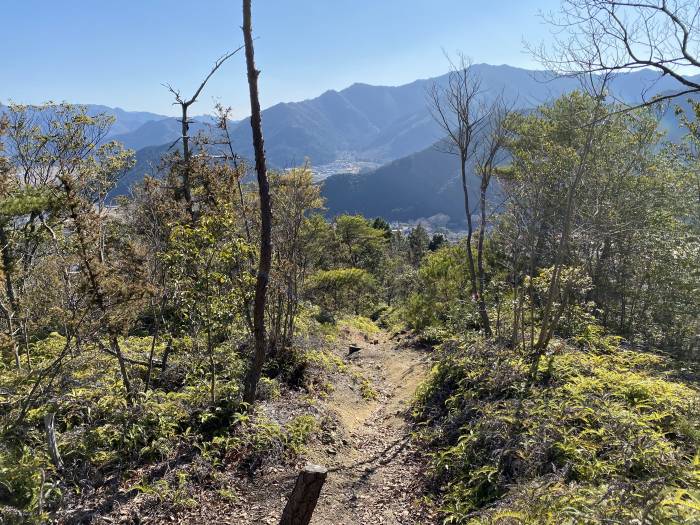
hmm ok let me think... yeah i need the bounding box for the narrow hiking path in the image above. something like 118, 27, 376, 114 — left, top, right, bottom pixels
68, 323, 437, 524
307, 326, 436, 524
235, 324, 438, 524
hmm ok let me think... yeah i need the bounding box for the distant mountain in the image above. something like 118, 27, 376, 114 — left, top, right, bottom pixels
109, 118, 184, 150
84, 105, 167, 137
216, 64, 699, 168
107, 64, 698, 204
8, 66, 698, 167
320, 76, 700, 228
0, 103, 234, 153
108, 110, 241, 151
7, 69, 698, 222
320, 143, 477, 228
108, 117, 218, 151
0, 103, 167, 138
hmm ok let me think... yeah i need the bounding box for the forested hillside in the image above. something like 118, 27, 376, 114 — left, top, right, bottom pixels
112, 68, 699, 224
320, 143, 467, 225
1, 1, 700, 525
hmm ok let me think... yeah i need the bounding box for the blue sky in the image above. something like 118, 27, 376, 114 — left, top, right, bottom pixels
1, 0, 560, 117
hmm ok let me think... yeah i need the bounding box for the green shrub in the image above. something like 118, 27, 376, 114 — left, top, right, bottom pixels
133, 470, 197, 512
306, 268, 379, 314
340, 315, 380, 334
404, 245, 479, 332
257, 377, 281, 400
415, 338, 700, 524
0, 446, 47, 512
195, 412, 316, 471
285, 415, 317, 455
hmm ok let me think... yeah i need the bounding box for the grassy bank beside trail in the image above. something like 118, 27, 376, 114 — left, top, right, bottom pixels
415, 335, 700, 524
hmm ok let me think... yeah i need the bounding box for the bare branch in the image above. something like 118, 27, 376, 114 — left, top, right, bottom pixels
533, 0, 700, 107
162, 46, 243, 209
186, 46, 245, 107
427, 53, 495, 335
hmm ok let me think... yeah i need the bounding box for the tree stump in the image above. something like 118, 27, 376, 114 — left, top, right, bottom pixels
279, 463, 327, 525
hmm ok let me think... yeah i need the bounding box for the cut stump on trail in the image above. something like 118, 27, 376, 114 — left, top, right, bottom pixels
279, 463, 327, 525
348, 345, 361, 356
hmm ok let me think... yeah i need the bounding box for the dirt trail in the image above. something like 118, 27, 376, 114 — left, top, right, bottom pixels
307, 326, 434, 524
237, 326, 436, 524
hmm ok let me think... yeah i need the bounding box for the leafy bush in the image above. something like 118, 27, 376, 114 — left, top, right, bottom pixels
340, 315, 380, 335
0, 330, 258, 519
415, 336, 700, 524
197, 412, 317, 471
306, 268, 379, 315
285, 415, 317, 455
256, 377, 281, 400
133, 470, 197, 512
0, 446, 48, 513
404, 245, 479, 331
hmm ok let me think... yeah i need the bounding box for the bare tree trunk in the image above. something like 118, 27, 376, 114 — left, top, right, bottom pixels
160, 337, 173, 373
495, 293, 501, 339
165, 48, 241, 211
428, 57, 495, 336
242, 0, 273, 406
145, 299, 163, 392
21, 319, 31, 370
476, 182, 492, 336
110, 335, 134, 406
0, 225, 21, 368
6, 311, 20, 369
511, 285, 520, 348
460, 157, 479, 302
208, 323, 216, 405
44, 412, 63, 471
461, 160, 492, 335
180, 104, 193, 209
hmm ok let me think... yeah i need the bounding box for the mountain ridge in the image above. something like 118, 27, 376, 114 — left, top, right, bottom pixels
25, 64, 698, 163
84, 64, 700, 219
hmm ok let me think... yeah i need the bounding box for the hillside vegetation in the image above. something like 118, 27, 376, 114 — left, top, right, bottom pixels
400, 90, 700, 523
1, 34, 700, 525
1, 88, 698, 523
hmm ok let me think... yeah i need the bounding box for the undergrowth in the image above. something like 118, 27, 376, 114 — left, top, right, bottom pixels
0, 329, 324, 523
414, 332, 700, 524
